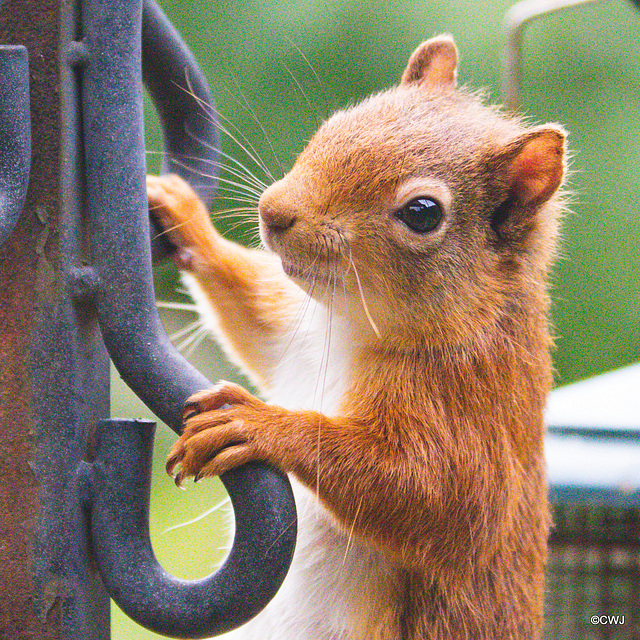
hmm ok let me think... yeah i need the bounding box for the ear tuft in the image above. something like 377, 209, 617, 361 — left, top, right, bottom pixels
401, 35, 458, 92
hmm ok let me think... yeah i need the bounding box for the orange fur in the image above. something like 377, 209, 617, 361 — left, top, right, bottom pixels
150, 35, 566, 639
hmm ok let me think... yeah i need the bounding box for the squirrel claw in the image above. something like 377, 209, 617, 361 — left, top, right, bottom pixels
166, 383, 271, 484
174, 469, 187, 488
182, 382, 253, 420
166, 438, 186, 479
182, 408, 200, 423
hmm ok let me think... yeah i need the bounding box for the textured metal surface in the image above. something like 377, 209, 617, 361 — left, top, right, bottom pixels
142, 0, 219, 204
141, 0, 219, 262
0, 0, 111, 635
0, 44, 30, 246
0, 0, 295, 635
88, 419, 296, 638
82, 0, 212, 433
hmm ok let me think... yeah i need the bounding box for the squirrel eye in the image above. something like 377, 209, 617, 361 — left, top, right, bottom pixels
395, 197, 443, 234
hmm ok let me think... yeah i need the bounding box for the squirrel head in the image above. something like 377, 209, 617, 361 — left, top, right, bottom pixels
259, 35, 566, 344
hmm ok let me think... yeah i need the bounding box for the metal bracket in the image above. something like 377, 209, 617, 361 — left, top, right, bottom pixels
0, 45, 30, 246
74, 0, 296, 635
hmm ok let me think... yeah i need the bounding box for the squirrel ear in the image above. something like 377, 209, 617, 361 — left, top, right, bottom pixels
491, 125, 566, 241
401, 35, 458, 91
498, 126, 566, 206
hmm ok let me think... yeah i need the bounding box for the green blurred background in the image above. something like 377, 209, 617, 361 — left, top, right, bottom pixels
113, 0, 640, 636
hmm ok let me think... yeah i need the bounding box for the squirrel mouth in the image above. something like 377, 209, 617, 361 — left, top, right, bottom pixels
280, 257, 342, 287
280, 259, 322, 282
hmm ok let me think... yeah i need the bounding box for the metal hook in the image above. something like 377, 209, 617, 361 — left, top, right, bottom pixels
86, 419, 296, 638
0, 45, 30, 246
141, 0, 220, 262
503, 0, 601, 112
75, 0, 296, 634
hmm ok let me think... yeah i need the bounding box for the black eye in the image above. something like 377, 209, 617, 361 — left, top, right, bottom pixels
395, 197, 443, 234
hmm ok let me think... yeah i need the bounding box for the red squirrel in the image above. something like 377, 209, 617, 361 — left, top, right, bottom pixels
147, 35, 566, 639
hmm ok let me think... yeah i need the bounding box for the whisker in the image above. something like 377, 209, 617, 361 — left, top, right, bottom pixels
166, 156, 263, 200
156, 300, 199, 312
161, 496, 231, 534
147, 212, 196, 239
170, 75, 276, 183
213, 110, 276, 182
209, 206, 258, 220
223, 70, 285, 178
166, 126, 271, 194
170, 318, 205, 342
216, 148, 270, 190
342, 495, 364, 565
215, 195, 259, 208
271, 249, 325, 371
246, 231, 264, 250
216, 180, 262, 200
145, 148, 266, 192
214, 189, 260, 204
225, 219, 257, 235
283, 35, 329, 113
183, 325, 211, 357
176, 324, 210, 354
311, 261, 337, 410
214, 194, 259, 206
280, 60, 322, 125
208, 174, 264, 199
214, 161, 267, 193
314, 262, 338, 503
348, 249, 381, 339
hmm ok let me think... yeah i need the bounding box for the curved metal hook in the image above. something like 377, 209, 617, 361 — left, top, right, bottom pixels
142, 0, 220, 262
0, 45, 31, 246
142, 0, 219, 203
87, 419, 296, 638
77, 0, 296, 634
502, 0, 601, 111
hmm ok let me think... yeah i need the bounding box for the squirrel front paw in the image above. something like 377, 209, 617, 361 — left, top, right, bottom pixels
147, 173, 217, 270
166, 381, 282, 485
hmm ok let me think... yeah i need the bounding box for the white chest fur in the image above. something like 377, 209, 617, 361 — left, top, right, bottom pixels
221, 479, 401, 640
263, 300, 352, 415
182, 284, 402, 639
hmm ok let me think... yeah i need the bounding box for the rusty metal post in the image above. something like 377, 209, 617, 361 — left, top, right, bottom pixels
0, 0, 112, 636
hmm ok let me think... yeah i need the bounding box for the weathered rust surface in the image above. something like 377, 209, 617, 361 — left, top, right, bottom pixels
0, 0, 66, 635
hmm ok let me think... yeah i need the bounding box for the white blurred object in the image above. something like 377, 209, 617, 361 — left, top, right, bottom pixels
503, 0, 601, 111
545, 363, 640, 504
546, 362, 640, 430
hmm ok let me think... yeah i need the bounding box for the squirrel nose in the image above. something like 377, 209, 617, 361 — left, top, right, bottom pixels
259, 187, 297, 232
